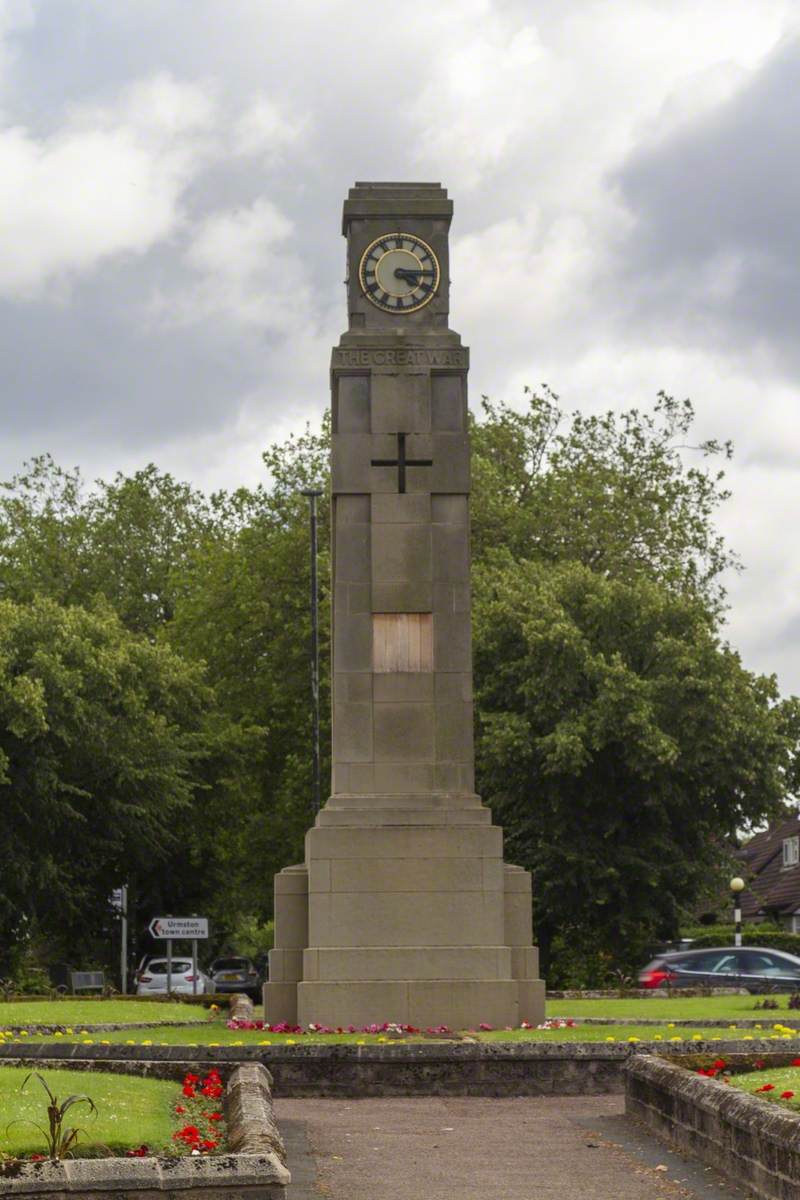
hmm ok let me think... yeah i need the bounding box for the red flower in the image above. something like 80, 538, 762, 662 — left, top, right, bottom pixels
182, 1085, 196, 1098
184, 1073, 200, 1084
712, 1060, 727, 1071
754, 1060, 766, 1069
792, 1058, 800, 1067
781, 1090, 795, 1100
28, 1154, 45, 1162
207, 1112, 222, 1121
201, 1139, 217, 1150
755, 1083, 775, 1092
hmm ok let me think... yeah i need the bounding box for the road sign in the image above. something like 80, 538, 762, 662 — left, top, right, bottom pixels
148, 916, 208, 940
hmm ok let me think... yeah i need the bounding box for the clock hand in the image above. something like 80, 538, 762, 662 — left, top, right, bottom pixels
393, 267, 435, 281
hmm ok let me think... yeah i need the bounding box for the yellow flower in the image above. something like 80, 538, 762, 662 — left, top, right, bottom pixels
627, 1037, 640, 1043
653, 1034, 663, 1041
667, 1023, 675, 1029
691, 1034, 702, 1041
141, 1040, 152, 1046
54, 1031, 63, 1038
65, 1028, 73, 1034
356, 1040, 366, 1046
210, 1003, 219, 1011
728, 1024, 737, 1029
100, 1040, 110, 1046
605, 1036, 616, 1042
19, 1031, 28, 1037
126, 1040, 135, 1045
82, 1039, 93, 1045
669, 1037, 682, 1042
755, 1024, 763, 1030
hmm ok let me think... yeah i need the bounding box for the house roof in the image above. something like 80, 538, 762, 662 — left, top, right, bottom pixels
738, 815, 800, 918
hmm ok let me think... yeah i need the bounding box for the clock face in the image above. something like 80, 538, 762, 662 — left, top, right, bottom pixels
358, 232, 440, 313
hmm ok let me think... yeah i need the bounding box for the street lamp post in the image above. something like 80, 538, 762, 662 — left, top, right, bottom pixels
301, 489, 323, 816
730, 876, 745, 947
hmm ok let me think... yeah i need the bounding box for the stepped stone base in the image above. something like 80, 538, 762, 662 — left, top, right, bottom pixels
264, 798, 545, 1031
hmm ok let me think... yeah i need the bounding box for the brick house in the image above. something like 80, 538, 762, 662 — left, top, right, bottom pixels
736, 815, 800, 931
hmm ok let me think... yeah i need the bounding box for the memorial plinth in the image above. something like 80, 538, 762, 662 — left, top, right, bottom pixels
265, 182, 545, 1029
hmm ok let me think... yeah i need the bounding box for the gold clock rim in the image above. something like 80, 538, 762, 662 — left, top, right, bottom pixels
358, 231, 440, 313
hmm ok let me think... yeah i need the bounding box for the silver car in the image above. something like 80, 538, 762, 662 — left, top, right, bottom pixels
135, 957, 211, 996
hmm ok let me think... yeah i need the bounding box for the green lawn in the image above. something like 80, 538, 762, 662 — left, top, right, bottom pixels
11, 1021, 800, 1047
727, 1064, 800, 1113
546, 995, 800, 1021
0, 1066, 177, 1157
0, 1001, 205, 1028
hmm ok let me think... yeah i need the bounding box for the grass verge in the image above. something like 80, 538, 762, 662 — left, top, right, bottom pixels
724, 1063, 800, 1114
546, 995, 800, 1021
0, 1066, 176, 1158
0, 1001, 204, 1028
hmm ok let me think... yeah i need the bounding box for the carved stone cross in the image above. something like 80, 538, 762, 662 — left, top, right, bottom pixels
371, 432, 432, 494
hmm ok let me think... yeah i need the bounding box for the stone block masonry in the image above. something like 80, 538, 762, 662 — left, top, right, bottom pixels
265, 181, 544, 1032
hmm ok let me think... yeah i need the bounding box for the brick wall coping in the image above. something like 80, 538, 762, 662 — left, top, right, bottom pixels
0, 1062, 288, 1197
626, 1053, 800, 1200
2, 1037, 799, 1067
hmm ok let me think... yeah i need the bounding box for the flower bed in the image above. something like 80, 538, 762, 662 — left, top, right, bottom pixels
0, 1064, 288, 1196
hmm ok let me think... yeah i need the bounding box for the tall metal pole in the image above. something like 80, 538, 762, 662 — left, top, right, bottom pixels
120, 884, 128, 995
302, 489, 323, 816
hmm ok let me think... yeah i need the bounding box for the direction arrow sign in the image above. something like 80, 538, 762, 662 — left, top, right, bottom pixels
148, 916, 209, 940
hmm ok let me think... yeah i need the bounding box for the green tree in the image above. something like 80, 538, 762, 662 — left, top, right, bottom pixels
0, 456, 213, 635
473, 555, 800, 984
471, 389, 736, 610
0, 596, 212, 969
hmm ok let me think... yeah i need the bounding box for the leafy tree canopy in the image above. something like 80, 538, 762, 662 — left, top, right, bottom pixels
473, 554, 800, 983
0, 596, 211, 969
471, 388, 736, 610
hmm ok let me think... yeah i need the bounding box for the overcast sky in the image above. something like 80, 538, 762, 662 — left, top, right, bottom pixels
1, 0, 799, 691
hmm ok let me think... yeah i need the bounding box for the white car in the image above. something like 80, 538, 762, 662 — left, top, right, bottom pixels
135, 958, 211, 996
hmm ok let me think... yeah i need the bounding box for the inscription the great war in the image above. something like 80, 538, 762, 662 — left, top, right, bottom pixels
332, 347, 469, 368
265, 182, 544, 1030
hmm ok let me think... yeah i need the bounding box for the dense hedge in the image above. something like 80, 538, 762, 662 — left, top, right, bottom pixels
681, 925, 800, 955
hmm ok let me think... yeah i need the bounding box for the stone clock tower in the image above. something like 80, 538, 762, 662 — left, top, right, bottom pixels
264, 183, 544, 1029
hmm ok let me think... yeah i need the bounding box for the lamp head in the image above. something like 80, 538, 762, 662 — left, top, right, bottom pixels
729, 876, 746, 893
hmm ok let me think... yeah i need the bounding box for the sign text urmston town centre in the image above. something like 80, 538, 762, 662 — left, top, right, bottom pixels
148, 916, 209, 939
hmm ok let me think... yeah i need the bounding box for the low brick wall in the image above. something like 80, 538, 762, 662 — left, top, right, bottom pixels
5, 1038, 799, 1098
626, 1054, 800, 1200
0, 1062, 288, 1198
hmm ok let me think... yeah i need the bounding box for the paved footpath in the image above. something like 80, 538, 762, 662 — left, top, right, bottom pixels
276, 1095, 754, 1200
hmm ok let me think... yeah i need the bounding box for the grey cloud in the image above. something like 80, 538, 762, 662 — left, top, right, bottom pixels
613, 34, 800, 371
